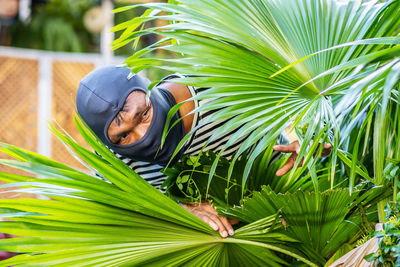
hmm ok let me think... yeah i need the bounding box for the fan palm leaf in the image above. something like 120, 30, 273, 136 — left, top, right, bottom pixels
0, 116, 315, 266
222, 185, 389, 265
112, 0, 400, 193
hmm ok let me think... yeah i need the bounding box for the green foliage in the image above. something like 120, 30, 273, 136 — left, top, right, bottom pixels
162, 148, 311, 206
111, 0, 400, 195
385, 202, 400, 221
222, 185, 386, 265
385, 160, 400, 204
162, 151, 247, 205
365, 216, 400, 266
10, 0, 97, 52
0, 116, 316, 266
2, 0, 400, 265
113, 3, 149, 56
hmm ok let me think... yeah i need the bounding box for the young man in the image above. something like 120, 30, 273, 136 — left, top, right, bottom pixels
76, 65, 326, 238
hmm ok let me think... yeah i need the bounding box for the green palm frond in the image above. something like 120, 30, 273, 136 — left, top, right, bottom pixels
222, 185, 388, 265
111, 0, 400, 193
0, 116, 315, 266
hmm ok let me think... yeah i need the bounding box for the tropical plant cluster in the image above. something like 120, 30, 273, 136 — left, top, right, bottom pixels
0, 0, 400, 266
365, 213, 400, 266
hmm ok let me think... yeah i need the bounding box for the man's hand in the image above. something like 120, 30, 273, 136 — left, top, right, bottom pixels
179, 202, 239, 238
273, 141, 332, 176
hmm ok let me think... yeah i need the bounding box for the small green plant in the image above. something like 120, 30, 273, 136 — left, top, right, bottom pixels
162, 151, 249, 205
161, 148, 308, 206
385, 202, 400, 220
364, 214, 400, 266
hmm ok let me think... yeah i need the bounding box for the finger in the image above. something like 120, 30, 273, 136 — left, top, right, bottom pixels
276, 154, 296, 176
208, 214, 229, 238
202, 203, 234, 236
272, 141, 299, 153
200, 215, 219, 231
219, 215, 235, 236
324, 143, 332, 149
228, 219, 240, 225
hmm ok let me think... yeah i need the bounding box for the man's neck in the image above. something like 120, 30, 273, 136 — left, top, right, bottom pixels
158, 82, 194, 134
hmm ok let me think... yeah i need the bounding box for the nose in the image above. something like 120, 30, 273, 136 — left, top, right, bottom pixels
131, 123, 150, 143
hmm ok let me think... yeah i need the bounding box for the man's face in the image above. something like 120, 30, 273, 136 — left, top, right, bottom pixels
107, 91, 153, 145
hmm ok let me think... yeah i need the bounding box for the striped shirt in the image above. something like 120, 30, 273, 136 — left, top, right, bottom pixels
113, 74, 289, 192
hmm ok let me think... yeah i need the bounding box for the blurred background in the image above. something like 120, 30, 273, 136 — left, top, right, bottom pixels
0, 0, 167, 199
